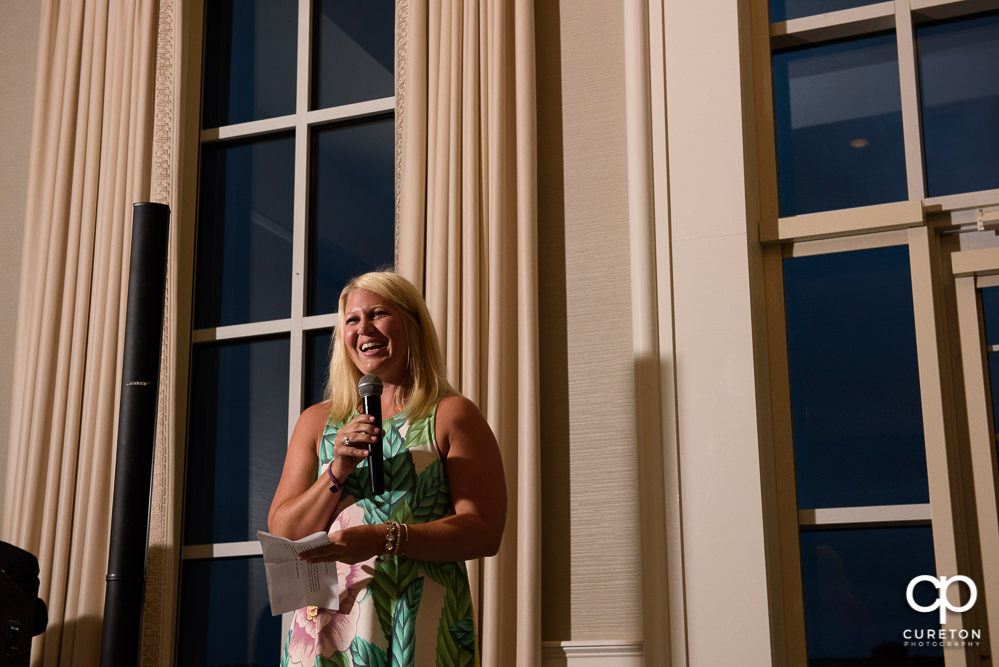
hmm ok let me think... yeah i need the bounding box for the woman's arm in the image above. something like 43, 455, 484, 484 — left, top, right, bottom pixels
267, 403, 377, 540
302, 395, 507, 563
406, 394, 507, 559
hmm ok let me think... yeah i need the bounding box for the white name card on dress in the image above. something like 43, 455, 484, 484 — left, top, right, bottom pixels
257, 530, 339, 615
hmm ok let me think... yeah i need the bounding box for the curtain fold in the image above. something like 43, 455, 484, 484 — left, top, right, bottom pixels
397, 1, 540, 665
1, 0, 159, 665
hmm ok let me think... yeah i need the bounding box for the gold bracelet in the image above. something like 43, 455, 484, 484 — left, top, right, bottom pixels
380, 521, 400, 561
398, 522, 409, 557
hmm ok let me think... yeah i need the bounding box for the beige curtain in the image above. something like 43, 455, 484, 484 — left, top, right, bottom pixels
1, 0, 160, 665
396, 1, 540, 665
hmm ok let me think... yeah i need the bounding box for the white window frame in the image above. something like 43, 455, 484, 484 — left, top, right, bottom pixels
951, 236, 999, 651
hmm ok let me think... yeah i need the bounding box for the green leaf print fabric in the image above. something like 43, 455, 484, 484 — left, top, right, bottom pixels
282, 405, 479, 667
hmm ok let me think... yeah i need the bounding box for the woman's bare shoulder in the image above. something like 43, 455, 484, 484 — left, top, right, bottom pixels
435, 394, 495, 450
436, 393, 483, 423
296, 401, 332, 433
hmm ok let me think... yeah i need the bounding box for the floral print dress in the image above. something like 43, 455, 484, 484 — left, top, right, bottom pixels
282, 405, 478, 667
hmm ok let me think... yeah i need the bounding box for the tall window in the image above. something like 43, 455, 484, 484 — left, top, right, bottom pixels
765, 1, 999, 665
177, 1, 396, 664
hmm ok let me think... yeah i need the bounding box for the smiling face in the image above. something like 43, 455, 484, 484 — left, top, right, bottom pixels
342, 288, 411, 385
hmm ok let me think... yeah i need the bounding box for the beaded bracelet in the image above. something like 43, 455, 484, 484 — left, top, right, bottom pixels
327, 463, 341, 493
380, 521, 400, 560
379, 521, 410, 560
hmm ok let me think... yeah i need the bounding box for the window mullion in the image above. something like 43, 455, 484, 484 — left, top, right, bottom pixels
770, 1, 895, 48
297, 0, 312, 115
288, 118, 309, 429
907, 227, 970, 655
798, 503, 932, 527
182, 541, 263, 560
762, 244, 809, 667
288, 1, 312, 430
896, 0, 927, 201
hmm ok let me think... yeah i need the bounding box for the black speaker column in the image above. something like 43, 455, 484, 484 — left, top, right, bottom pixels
99, 202, 170, 667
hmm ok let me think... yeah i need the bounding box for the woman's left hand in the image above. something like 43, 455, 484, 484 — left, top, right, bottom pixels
299, 524, 384, 565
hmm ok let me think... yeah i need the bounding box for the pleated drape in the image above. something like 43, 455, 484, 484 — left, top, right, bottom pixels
0, 1, 159, 665
396, 2, 541, 665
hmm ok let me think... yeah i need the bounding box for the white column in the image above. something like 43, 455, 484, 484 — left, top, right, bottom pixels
663, 1, 774, 664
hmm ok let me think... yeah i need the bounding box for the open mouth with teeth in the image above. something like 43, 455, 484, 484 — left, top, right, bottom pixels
360, 341, 386, 353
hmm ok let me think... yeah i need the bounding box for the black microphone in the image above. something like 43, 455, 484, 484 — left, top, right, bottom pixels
358, 374, 384, 495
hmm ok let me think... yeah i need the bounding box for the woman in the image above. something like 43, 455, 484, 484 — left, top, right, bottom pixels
268, 271, 506, 667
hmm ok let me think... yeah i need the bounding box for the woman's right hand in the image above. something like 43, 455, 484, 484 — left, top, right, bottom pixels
269, 404, 378, 540
329, 414, 380, 481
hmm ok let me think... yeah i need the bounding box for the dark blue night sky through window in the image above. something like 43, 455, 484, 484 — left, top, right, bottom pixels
773, 34, 907, 217
784, 245, 929, 509
769, 0, 883, 23
917, 12, 999, 197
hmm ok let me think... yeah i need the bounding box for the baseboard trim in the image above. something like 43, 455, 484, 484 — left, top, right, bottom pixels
541, 640, 644, 666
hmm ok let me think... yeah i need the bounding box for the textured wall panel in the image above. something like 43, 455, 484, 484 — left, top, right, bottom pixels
539, 0, 644, 643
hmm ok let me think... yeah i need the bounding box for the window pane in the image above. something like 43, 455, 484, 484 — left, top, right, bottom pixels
202, 0, 297, 128
312, 0, 395, 110
981, 287, 999, 461
178, 557, 281, 667
988, 350, 999, 444
308, 118, 395, 315
195, 134, 295, 329
773, 34, 907, 217
917, 13, 999, 197
769, 0, 883, 23
982, 286, 999, 347
800, 527, 942, 665
305, 329, 333, 407
784, 245, 928, 508
184, 337, 289, 545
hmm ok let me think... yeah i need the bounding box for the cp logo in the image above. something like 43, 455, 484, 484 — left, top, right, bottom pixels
906, 575, 977, 624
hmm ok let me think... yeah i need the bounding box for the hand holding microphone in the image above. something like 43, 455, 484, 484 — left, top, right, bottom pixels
358, 374, 385, 495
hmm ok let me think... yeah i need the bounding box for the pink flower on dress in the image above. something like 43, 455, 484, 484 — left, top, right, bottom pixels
285, 607, 322, 667
284, 503, 375, 665
316, 502, 374, 655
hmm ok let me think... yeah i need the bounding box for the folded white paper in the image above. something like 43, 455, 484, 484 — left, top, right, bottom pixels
257, 530, 339, 615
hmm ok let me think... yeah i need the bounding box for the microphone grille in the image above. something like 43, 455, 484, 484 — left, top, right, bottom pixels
358, 374, 383, 398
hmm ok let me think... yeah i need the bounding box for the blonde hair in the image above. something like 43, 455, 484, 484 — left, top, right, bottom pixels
325, 271, 455, 423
